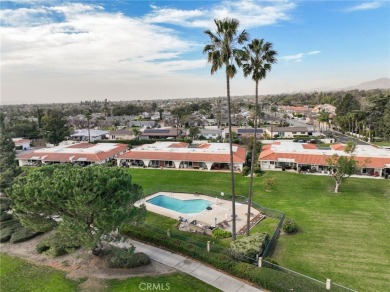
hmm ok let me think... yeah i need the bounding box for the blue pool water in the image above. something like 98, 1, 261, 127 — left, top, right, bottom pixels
148, 195, 212, 213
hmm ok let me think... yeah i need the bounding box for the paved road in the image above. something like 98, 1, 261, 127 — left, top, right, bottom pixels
116, 239, 262, 292
332, 132, 370, 145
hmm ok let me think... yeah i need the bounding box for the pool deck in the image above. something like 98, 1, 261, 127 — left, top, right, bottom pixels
137, 192, 260, 233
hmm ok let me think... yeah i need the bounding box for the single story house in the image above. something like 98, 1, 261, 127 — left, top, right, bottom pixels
71, 129, 109, 142
129, 120, 156, 128
12, 138, 32, 150
264, 126, 309, 138
107, 129, 134, 140
16, 142, 128, 167
199, 128, 222, 139
259, 141, 390, 178
116, 141, 246, 172
237, 128, 263, 137
140, 128, 181, 139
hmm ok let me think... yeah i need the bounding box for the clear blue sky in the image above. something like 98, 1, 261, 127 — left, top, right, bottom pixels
1, 0, 389, 104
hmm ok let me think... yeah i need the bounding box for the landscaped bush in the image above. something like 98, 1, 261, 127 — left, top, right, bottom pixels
0, 197, 11, 212
10, 227, 42, 243
0, 218, 21, 230
0, 211, 12, 222
242, 166, 250, 176
229, 233, 269, 263
36, 232, 80, 257
0, 227, 13, 242
282, 219, 297, 234
106, 246, 151, 269
212, 227, 232, 239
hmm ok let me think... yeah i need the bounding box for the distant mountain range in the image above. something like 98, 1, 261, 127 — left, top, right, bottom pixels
339, 78, 390, 91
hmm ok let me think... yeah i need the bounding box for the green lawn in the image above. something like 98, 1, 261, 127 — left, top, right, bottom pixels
372, 141, 390, 147
0, 253, 79, 292
128, 169, 390, 292
108, 273, 220, 292
0, 253, 220, 292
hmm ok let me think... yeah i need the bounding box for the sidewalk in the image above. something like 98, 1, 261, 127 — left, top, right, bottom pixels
116, 239, 262, 292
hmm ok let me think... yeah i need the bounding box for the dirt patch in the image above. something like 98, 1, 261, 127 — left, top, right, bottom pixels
0, 233, 177, 282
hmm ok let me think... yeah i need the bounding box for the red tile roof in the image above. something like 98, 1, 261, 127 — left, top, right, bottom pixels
303, 144, 318, 149
67, 143, 95, 149
330, 144, 345, 151
259, 150, 390, 168
117, 146, 246, 163
168, 142, 189, 148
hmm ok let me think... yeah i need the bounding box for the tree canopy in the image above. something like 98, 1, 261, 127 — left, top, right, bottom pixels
0, 127, 21, 191
41, 109, 70, 145
326, 141, 360, 193
9, 165, 145, 253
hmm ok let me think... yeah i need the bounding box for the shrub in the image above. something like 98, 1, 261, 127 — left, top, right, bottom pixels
283, 219, 297, 234
0, 211, 12, 222
0, 197, 11, 212
264, 178, 276, 192
10, 227, 42, 243
229, 233, 269, 263
212, 227, 232, 239
0, 218, 21, 230
36, 232, 80, 257
108, 251, 151, 269
242, 166, 250, 176
0, 227, 13, 242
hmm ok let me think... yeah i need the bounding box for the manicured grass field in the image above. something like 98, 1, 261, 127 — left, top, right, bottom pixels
128, 169, 390, 292
0, 253, 79, 291
0, 253, 221, 292
108, 273, 220, 291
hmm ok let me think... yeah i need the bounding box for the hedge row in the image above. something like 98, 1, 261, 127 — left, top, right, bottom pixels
10, 227, 42, 243
120, 224, 330, 291
0, 218, 41, 243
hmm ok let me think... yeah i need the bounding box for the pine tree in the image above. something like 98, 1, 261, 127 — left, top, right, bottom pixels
0, 127, 21, 191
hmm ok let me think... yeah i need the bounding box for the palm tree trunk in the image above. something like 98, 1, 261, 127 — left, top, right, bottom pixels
226, 71, 236, 240
246, 80, 259, 236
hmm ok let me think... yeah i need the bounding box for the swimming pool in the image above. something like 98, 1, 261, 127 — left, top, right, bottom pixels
147, 195, 212, 213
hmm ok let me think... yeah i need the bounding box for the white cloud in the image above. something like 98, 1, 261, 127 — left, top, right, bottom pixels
0, 2, 200, 78
281, 53, 304, 62
345, 1, 382, 12
144, 0, 296, 29
281, 50, 321, 62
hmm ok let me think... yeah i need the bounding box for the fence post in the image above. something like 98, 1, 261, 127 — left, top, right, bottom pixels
167, 229, 170, 238
326, 278, 331, 290
258, 256, 263, 267
207, 241, 210, 252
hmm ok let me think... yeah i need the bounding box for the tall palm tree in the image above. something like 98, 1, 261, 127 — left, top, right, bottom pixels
203, 18, 248, 240
318, 109, 330, 133
237, 38, 277, 236
84, 110, 92, 143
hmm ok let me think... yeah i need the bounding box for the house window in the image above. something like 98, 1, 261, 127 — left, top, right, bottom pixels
301, 132, 305, 134
292, 132, 297, 134
270, 161, 275, 165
